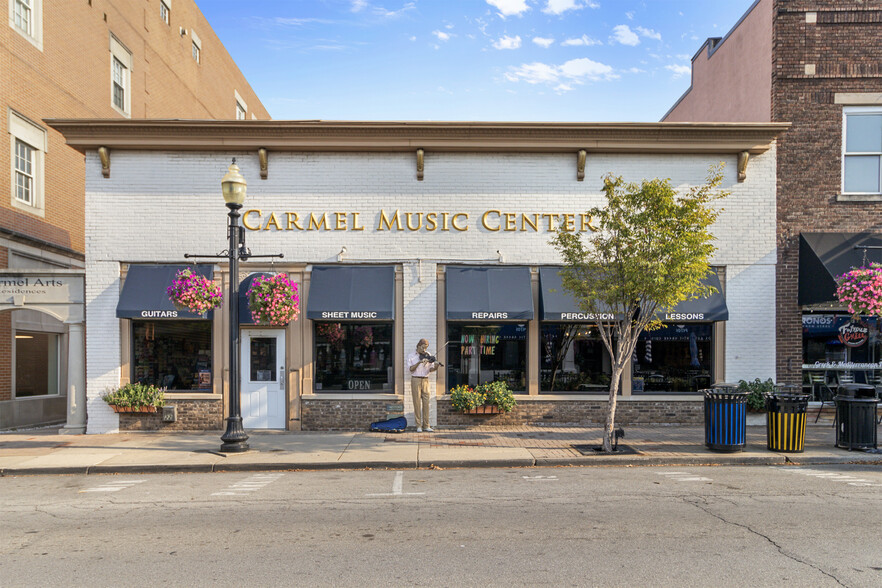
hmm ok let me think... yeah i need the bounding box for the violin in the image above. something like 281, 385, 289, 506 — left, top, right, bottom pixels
419, 352, 444, 366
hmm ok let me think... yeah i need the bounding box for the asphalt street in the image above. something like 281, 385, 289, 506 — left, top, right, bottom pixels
3, 464, 882, 587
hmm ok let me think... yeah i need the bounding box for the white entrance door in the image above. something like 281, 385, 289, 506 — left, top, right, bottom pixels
241, 329, 286, 429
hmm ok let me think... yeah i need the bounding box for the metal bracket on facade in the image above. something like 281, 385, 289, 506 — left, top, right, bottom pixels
577, 149, 587, 181
737, 151, 749, 183
98, 146, 110, 178
258, 148, 268, 179
416, 148, 424, 181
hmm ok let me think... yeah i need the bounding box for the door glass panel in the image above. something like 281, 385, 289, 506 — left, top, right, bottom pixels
250, 337, 277, 382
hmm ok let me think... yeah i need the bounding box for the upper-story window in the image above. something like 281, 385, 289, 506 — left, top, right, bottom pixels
8, 109, 47, 217
9, 0, 42, 49
843, 107, 882, 194
160, 0, 170, 25
191, 31, 202, 64
234, 90, 248, 120
109, 35, 132, 117
112, 57, 126, 110
13, 0, 31, 35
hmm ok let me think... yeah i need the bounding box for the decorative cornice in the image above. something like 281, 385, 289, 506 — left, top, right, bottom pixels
45, 119, 789, 155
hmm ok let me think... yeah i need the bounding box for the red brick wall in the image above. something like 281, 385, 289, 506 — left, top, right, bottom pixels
773, 1, 882, 384
1, 0, 269, 257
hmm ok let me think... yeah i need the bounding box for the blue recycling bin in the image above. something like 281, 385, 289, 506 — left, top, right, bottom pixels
704, 386, 748, 452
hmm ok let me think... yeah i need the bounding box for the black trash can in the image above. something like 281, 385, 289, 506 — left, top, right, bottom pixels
704, 386, 748, 452
834, 384, 878, 450
766, 389, 810, 453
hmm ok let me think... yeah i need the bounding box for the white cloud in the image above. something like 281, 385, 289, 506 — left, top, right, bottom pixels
532, 36, 555, 48
636, 26, 662, 41
486, 0, 530, 18
493, 35, 522, 49
542, 0, 600, 15
410, 35, 417, 41
665, 64, 691, 78
625, 11, 634, 20
611, 24, 640, 46
351, 0, 368, 12
433, 30, 451, 41
372, 2, 416, 18
561, 34, 602, 47
506, 57, 617, 90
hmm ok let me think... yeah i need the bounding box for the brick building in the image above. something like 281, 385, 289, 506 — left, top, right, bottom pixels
664, 0, 882, 391
1, 0, 268, 429
50, 120, 782, 433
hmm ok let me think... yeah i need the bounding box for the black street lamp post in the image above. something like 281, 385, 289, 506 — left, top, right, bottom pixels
185, 159, 282, 453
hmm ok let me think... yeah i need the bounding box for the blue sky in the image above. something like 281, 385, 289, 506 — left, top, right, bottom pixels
199, 0, 758, 122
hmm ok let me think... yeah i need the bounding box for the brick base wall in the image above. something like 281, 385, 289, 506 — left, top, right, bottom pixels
117, 399, 223, 431
301, 399, 402, 431
438, 398, 705, 427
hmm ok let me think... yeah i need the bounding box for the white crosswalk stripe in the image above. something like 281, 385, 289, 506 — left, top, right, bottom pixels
80, 480, 145, 493
212, 473, 284, 496
656, 471, 712, 482
776, 467, 882, 487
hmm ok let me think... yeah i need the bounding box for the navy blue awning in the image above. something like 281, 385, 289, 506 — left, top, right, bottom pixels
306, 266, 394, 321
446, 266, 533, 321
116, 265, 214, 319
660, 271, 729, 322
238, 272, 275, 325
538, 267, 620, 321
799, 232, 882, 306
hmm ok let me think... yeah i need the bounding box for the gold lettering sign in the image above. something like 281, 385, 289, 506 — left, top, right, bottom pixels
242, 210, 598, 233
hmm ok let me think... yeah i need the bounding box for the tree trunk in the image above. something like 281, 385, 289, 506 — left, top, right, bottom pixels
603, 363, 624, 452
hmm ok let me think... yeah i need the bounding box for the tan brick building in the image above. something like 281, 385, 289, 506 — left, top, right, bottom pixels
1, 0, 268, 428
664, 0, 882, 394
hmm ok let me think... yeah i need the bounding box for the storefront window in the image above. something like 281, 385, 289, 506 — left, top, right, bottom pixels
632, 323, 713, 393
447, 323, 527, 392
540, 324, 611, 393
314, 322, 393, 391
132, 320, 212, 391
15, 331, 59, 397
802, 314, 881, 387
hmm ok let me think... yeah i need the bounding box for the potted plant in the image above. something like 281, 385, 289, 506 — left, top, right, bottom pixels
246, 273, 300, 326
450, 381, 517, 414
166, 268, 223, 315
836, 264, 882, 317
450, 384, 486, 412
102, 383, 165, 413
736, 378, 775, 413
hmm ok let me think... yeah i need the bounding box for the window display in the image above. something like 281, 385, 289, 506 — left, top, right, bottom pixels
15, 331, 59, 397
447, 323, 527, 392
632, 323, 713, 393
540, 324, 611, 393
132, 320, 212, 391
314, 322, 393, 391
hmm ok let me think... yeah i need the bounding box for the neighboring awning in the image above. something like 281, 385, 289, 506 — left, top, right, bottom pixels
799, 232, 882, 306
446, 266, 533, 321
116, 265, 214, 319
306, 266, 394, 321
660, 271, 729, 323
238, 272, 274, 325
538, 267, 619, 321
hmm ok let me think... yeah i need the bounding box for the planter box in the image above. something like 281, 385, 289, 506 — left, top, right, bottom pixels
463, 405, 502, 415
109, 405, 159, 414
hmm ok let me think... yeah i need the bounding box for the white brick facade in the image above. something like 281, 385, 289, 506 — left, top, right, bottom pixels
83, 146, 777, 433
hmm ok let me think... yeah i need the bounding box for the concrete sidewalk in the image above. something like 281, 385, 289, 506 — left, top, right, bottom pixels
1, 423, 881, 476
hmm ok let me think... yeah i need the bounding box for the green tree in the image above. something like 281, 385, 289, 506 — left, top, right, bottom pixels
551, 166, 728, 452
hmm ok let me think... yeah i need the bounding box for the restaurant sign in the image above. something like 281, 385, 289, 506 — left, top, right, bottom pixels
838, 320, 869, 348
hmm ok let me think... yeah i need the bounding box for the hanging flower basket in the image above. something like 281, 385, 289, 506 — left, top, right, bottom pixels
835, 264, 882, 317
247, 273, 300, 326
166, 268, 223, 315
